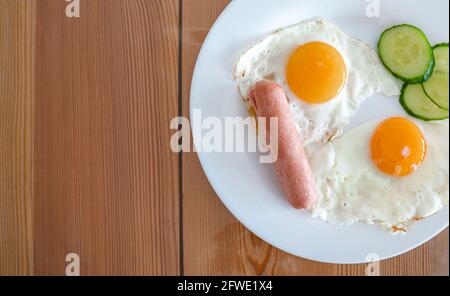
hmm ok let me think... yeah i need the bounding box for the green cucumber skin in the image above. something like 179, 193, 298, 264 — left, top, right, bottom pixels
400, 85, 430, 121
400, 83, 449, 121
378, 24, 435, 84
421, 44, 449, 109
422, 84, 449, 111
422, 73, 449, 110
432, 43, 449, 72
434, 42, 449, 50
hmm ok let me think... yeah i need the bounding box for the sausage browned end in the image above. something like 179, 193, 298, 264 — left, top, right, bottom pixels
249, 81, 318, 209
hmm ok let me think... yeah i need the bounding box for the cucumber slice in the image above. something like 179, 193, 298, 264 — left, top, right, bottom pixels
378, 24, 434, 83
433, 43, 449, 73
400, 83, 449, 121
422, 71, 449, 110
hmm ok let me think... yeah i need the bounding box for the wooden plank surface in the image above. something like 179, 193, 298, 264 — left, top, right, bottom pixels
0, 0, 448, 276
181, 0, 449, 276
1, 0, 180, 275
33, 0, 180, 275
0, 0, 36, 276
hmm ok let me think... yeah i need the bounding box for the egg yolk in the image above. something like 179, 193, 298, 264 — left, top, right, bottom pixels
371, 117, 426, 177
286, 42, 347, 104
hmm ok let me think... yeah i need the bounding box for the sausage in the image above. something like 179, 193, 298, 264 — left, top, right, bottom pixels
249, 81, 318, 209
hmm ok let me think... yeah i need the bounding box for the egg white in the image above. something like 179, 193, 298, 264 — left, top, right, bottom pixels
234, 19, 402, 155
309, 119, 449, 232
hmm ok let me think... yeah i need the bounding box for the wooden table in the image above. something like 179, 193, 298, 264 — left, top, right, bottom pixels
0, 0, 448, 276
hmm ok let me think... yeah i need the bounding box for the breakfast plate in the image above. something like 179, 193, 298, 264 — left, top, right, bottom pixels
190, 0, 449, 264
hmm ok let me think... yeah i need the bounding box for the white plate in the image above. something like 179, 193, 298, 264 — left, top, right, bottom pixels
190, 0, 449, 264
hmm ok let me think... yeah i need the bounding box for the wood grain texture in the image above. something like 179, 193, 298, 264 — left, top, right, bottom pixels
0, 0, 448, 276
33, 0, 179, 275
181, 0, 449, 276
0, 0, 36, 276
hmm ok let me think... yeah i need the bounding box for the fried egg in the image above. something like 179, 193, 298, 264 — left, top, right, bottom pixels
234, 19, 402, 155
310, 118, 449, 232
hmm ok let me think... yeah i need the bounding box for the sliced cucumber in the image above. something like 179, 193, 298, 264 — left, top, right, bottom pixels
400, 83, 449, 121
378, 24, 434, 83
422, 71, 449, 110
433, 43, 449, 73
421, 44, 449, 110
